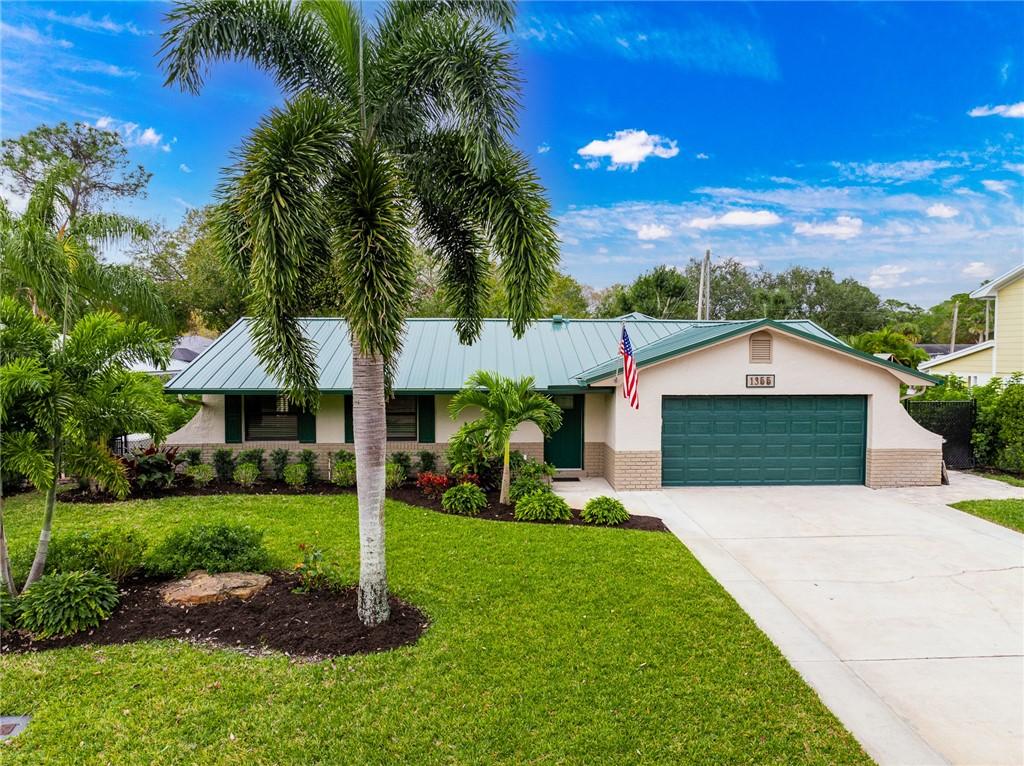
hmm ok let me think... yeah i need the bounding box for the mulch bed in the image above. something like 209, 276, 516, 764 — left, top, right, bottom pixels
1, 572, 427, 660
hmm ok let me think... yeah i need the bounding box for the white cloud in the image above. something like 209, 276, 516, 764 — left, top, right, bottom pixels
179, 164, 192, 174
640, 243, 656, 250
1003, 162, 1024, 176
981, 179, 1013, 197
1, 21, 73, 48
41, 10, 148, 37
925, 203, 959, 219
57, 59, 138, 78
577, 129, 679, 171
833, 159, 953, 184
962, 262, 994, 279
793, 215, 863, 239
688, 210, 782, 230
536, 143, 550, 154
695, 152, 710, 160
634, 223, 673, 240
95, 117, 171, 151
172, 197, 193, 210
867, 264, 908, 289
968, 102, 1024, 118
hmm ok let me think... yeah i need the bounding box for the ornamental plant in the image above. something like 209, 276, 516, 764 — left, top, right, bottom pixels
18, 571, 120, 638
145, 523, 272, 578
332, 458, 357, 488
124, 445, 183, 492
298, 449, 319, 481
385, 460, 406, 490
1, 589, 21, 632
186, 463, 215, 488
237, 448, 266, 475
233, 462, 259, 487
212, 448, 235, 482
417, 450, 437, 474
514, 491, 572, 522
269, 448, 291, 482
183, 448, 203, 466
581, 496, 630, 526
415, 471, 450, 499
293, 543, 342, 593
284, 462, 309, 488
509, 475, 549, 503
390, 451, 412, 478
47, 528, 148, 583
441, 483, 488, 516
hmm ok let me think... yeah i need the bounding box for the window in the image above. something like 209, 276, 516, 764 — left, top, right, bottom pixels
386, 396, 418, 441
245, 395, 299, 441
749, 331, 772, 364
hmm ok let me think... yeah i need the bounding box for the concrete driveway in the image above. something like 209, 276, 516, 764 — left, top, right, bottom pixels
557, 473, 1024, 765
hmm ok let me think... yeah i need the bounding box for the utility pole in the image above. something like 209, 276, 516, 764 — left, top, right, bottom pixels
696, 252, 705, 320
696, 249, 712, 320
949, 300, 959, 354
984, 302, 990, 342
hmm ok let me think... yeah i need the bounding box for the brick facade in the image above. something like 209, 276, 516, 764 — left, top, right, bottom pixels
603, 447, 662, 490
866, 449, 942, 488
583, 442, 605, 478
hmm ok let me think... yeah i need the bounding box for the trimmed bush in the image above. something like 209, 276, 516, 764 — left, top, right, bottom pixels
581, 496, 630, 526
233, 462, 259, 487
417, 449, 437, 474
441, 483, 487, 516
514, 491, 572, 522
298, 449, 319, 481
1, 589, 21, 632
18, 571, 119, 638
212, 449, 235, 482
284, 462, 309, 488
332, 458, 356, 488
390, 451, 413, 477
269, 448, 291, 482
237, 448, 265, 475
146, 523, 273, 578
385, 460, 406, 490
47, 529, 148, 583
182, 448, 203, 467
509, 476, 550, 502
186, 463, 215, 488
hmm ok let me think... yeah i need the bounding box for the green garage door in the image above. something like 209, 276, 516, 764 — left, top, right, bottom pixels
662, 396, 866, 486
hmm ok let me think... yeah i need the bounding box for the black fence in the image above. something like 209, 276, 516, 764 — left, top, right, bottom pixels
903, 399, 976, 469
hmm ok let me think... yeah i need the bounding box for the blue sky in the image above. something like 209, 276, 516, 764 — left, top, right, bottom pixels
2, 1, 1022, 307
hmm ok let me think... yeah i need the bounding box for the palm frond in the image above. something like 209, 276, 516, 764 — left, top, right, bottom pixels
0, 431, 54, 491
62, 440, 129, 499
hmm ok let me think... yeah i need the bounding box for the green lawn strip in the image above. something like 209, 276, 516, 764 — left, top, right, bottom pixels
1, 493, 869, 765
950, 498, 1024, 533
968, 471, 1024, 488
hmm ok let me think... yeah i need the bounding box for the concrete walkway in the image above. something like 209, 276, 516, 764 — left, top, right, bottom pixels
554, 473, 1024, 766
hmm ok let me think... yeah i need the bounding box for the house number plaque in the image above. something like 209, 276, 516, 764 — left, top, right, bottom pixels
746, 374, 775, 388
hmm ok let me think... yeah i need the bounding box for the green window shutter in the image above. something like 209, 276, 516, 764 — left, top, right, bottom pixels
297, 408, 316, 444
344, 395, 354, 444
225, 395, 242, 444
417, 395, 435, 444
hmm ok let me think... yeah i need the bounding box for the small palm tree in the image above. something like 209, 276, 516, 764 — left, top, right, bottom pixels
0, 162, 169, 331
0, 298, 170, 595
449, 371, 562, 504
846, 327, 929, 368
160, 0, 558, 625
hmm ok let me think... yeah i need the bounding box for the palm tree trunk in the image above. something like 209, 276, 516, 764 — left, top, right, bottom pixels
24, 438, 61, 589
351, 336, 390, 626
499, 439, 511, 505
0, 500, 17, 597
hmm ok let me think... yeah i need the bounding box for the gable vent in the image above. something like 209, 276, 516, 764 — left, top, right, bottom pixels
749, 331, 772, 364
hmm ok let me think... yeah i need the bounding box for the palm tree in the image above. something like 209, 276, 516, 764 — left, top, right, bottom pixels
449, 371, 562, 504
0, 162, 170, 332
846, 327, 929, 368
0, 297, 170, 595
160, 0, 558, 625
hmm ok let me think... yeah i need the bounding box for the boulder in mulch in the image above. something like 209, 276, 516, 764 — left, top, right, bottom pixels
160, 570, 271, 606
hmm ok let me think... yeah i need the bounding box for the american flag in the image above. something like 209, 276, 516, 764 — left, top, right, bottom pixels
619, 325, 639, 409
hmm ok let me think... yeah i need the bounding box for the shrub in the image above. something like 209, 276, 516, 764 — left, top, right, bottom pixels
514, 456, 556, 482
417, 450, 437, 474
581, 496, 630, 526
237, 448, 265, 475
455, 473, 480, 486
146, 523, 273, 578
269, 448, 291, 482
298, 449, 319, 481
390, 451, 413, 477
293, 544, 343, 593
416, 471, 450, 499
509, 475, 550, 502
385, 460, 406, 490
48, 528, 148, 583
441, 483, 487, 516
124, 445, 183, 492
182, 448, 203, 467
18, 571, 119, 638
332, 458, 356, 488
186, 463, 215, 488
233, 462, 259, 487
514, 491, 571, 522
1, 589, 21, 632
212, 449, 235, 482
284, 462, 309, 487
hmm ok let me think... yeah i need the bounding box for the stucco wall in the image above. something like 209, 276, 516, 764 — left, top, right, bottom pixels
995, 278, 1023, 374
166, 394, 225, 444
434, 394, 544, 443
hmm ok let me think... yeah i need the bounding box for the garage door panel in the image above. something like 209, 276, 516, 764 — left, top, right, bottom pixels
662, 396, 865, 486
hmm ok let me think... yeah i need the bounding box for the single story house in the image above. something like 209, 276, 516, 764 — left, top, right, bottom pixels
165, 315, 944, 489
920, 262, 1024, 386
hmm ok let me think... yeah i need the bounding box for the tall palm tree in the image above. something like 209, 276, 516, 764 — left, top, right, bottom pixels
449, 371, 562, 504
0, 298, 170, 595
160, 0, 558, 625
0, 162, 170, 332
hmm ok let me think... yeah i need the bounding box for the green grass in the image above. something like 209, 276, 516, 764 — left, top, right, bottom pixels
950, 498, 1024, 532
969, 470, 1024, 488
0, 492, 869, 765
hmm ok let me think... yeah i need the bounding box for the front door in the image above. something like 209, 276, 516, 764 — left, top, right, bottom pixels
544, 394, 584, 469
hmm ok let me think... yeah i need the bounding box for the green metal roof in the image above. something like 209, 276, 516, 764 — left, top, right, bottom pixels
575, 318, 941, 385
165, 316, 844, 394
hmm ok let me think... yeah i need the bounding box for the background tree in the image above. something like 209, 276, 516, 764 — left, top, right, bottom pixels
681, 256, 759, 320
0, 298, 170, 595
161, 0, 558, 625
596, 265, 692, 318
449, 371, 562, 504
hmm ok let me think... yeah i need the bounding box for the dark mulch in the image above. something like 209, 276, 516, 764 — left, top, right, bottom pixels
1, 572, 427, 660
388, 485, 668, 532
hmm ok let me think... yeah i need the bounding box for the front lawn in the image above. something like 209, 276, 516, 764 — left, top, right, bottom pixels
0, 493, 868, 765
969, 470, 1024, 488
950, 498, 1024, 533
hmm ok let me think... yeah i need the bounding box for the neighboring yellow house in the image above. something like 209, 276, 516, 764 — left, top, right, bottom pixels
920, 263, 1024, 384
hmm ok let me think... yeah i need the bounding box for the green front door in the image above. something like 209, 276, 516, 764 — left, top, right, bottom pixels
544, 394, 584, 469
662, 395, 866, 486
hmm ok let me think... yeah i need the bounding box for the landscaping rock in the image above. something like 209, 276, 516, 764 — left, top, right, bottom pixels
160, 570, 271, 606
